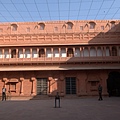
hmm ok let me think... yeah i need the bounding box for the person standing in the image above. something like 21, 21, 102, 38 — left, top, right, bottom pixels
98, 84, 103, 101
2, 86, 6, 101
55, 92, 60, 108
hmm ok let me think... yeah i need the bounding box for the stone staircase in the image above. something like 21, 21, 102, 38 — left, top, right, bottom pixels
30, 95, 53, 100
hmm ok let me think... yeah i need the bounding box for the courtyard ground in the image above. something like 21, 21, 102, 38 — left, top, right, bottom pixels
0, 96, 120, 120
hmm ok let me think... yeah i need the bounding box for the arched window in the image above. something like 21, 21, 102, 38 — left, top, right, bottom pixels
67, 22, 73, 29
110, 21, 115, 29
67, 48, 74, 57
97, 47, 102, 56
11, 24, 18, 31
11, 49, 17, 58
38, 23, 45, 30
84, 47, 89, 57
89, 22, 96, 29
39, 49, 45, 57
111, 47, 117, 56
90, 47, 96, 56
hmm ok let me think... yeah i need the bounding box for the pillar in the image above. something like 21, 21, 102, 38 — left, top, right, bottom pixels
44, 48, 46, 58
16, 48, 18, 58
73, 47, 75, 57
9, 48, 11, 58
30, 48, 32, 58
20, 77, 24, 95
23, 48, 25, 58
2, 48, 4, 59
48, 77, 52, 95
66, 48, 68, 57
51, 48, 53, 59
76, 77, 80, 96
31, 77, 36, 95
37, 48, 39, 58
88, 47, 90, 57
59, 75, 65, 96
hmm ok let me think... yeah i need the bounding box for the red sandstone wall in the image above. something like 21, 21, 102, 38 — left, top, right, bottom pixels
0, 69, 116, 99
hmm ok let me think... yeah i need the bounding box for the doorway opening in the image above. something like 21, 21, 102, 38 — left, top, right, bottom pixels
65, 77, 76, 94
107, 71, 120, 97
37, 78, 48, 95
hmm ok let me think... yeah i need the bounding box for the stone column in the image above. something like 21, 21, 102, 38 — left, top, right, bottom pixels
66, 48, 68, 57
37, 48, 39, 58
88, 47, 90, 57
78, 72, 87, 96
2, 48, 4, 59
51, 48, 53, 58
95, 47, 97, 56
101, 46, 104, 57
30, 48, 32, 58
31, 77, 36, 95
16, 48, 18, 58
23, 48, 25, 58
82, 47, 85, 57
79, 47, 81, 57
9, 48, 11, 58
76, 77, 80, 96
20, 77, 24, 95
59, 75, 64, 96
44, 48, 46, 59
48, 77, 52, 95
73, 47, 75, 57
59, 47, 61, 58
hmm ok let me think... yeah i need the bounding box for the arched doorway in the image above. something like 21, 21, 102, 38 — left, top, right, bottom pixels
107, 71, 120, 97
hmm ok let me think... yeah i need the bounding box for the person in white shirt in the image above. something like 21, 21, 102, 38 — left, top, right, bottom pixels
2, 86, 6, 101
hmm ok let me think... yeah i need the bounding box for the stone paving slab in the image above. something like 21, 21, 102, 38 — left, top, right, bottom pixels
0, 97, 120, 120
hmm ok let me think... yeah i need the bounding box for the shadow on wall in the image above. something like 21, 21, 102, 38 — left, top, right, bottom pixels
88, 21, 120, 44
58, 21, 120, 96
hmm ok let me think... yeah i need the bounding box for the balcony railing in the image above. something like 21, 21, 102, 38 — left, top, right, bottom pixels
0, 56, 119, 64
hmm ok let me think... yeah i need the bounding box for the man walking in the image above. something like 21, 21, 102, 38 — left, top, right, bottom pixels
55, 92, 60, 108
98, 84, 103, 101
2, 86, 6, 101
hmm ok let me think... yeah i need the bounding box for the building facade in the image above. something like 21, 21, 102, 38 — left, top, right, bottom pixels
0, 20, 120, 100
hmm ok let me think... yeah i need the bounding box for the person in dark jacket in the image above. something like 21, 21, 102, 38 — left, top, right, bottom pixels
55, 92, 60, 108
98, 84, 103, 101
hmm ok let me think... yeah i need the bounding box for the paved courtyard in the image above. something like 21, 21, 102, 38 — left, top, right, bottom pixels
0, 97, 120, 120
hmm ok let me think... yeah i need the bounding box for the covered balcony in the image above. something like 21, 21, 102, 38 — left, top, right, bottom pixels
0, 45, 120, 65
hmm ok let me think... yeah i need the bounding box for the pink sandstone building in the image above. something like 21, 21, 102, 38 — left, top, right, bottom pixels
0, 20, 120, 100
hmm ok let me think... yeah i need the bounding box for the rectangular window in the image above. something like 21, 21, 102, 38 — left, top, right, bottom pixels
101, 26, 104, 30
10, 83, 16, 92
26, 27, 30, 32
80, 26, 83, 30
54, 27, 58, 31
0, 28, 3, 33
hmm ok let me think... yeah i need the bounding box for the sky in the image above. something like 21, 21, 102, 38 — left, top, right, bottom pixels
0, 0, 120, 23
